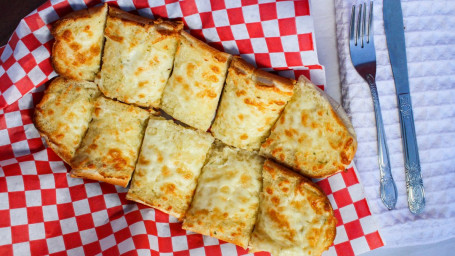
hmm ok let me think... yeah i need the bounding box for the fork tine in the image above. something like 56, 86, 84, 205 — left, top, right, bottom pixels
356, 3, 362, 46
362, 3, 367, 47
350, 5, 356, 44
368, 1, 374, 43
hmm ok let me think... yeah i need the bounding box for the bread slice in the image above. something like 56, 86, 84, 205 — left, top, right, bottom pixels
34, 77, 100, 164
51, 4, 108, 81
96, 7, 182, 108
249, 160, 336, 256
182, 141, 264, 248
260, 76, 357, 178
160, 31, 231, 131
210, 57, 295, 150
70, 97, 149, 187
126, 117, 214, 220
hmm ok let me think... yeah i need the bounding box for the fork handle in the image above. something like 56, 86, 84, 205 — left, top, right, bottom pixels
366, 75, 398, 210
397, 93, 425, 215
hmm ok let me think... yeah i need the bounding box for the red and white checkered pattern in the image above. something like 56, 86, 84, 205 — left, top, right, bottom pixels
0, 0, 384, 255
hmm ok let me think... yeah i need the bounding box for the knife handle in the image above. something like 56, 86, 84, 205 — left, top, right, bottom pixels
398, 93, 425, 215
366, 75, 398, 210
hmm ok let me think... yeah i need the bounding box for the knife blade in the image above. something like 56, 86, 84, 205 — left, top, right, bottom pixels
383, 0, 425, 215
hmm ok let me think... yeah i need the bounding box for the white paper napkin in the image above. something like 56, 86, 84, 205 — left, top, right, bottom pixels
334, 0, 455, 247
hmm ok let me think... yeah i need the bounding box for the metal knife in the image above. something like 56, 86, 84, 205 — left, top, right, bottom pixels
383, 0, 425, 215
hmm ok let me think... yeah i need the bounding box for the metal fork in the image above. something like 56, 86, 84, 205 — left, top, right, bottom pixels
349, 2, 397, 210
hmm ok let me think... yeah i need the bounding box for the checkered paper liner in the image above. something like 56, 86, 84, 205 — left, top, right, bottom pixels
0, 0, 383, 255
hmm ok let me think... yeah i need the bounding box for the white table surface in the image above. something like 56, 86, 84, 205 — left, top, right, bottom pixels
310, 1, 455, 255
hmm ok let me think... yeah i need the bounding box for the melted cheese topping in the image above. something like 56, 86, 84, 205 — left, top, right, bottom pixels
160, 32, 231, 131
249, 160, 336, 256
182, 142, 264, 248
127, 118, 214, 219
260, 78, 357, 178
71, 97, 149, 185
34, 77, 100, 163
52, 4, 107, 81
211, 59, 294, 150
97, 14, 179, 108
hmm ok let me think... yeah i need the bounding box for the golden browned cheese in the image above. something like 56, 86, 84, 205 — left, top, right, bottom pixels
96, 7, 182, 108
160, 31, 232, 131
51, 4, 108, 81
70, 97, 149, 187
182, 141, 264, 248
126, 117, 214, 220
34, 77, 100, 164
211, 57, 295, 150
249, 160, 336, 256
260, 76, 357, 178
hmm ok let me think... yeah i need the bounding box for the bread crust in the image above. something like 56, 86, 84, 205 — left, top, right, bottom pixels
108, 7, 183, 32
211, 57, 295, 150
249, 160, 336, 256
51, 3, 108, 81
180, 31, 231, 61
70, 168, 129, 187
260, 76, 357, 178
231, 57, 294, 92
300, 76, 356, 139
125, 192, 184, 220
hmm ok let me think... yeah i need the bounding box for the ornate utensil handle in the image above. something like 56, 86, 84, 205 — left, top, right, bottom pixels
366, 75, 398, 210
398, 93, 425, 215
